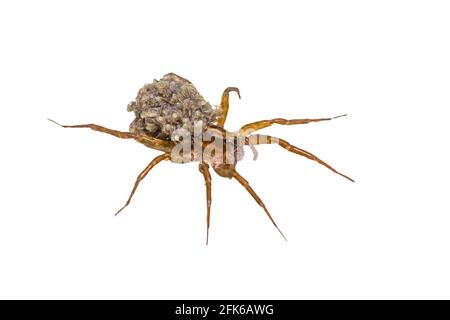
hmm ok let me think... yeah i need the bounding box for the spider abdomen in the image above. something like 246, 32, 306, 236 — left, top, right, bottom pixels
127, 73, 220, 142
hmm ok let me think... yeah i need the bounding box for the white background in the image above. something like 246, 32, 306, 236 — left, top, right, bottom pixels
0, 1, 449, 299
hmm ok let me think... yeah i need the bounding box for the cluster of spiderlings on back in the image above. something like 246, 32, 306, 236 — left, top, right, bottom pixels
127, 73, 220, 142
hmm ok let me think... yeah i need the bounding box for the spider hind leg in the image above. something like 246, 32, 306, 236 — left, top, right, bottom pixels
115, 153, 169, 216
47, 119, 135, 139
199, 163, 212, 245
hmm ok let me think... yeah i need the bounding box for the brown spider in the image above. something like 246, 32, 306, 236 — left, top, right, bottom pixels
49, 73, 354, 244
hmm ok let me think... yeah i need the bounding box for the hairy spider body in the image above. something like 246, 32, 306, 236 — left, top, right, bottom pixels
49, 73, 354, 244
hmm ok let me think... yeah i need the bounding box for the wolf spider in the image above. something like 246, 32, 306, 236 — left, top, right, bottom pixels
49, 73, 353, 244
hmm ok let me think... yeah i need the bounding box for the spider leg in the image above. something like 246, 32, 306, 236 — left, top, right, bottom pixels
199, 163, 212, 245
48, 118, 175, 152
48, 118, 135, 139
239, 114, 346, 136
217, 87, 241, 127
232, 169, 287, 241
115, 153, 170, 216
247, 134, 354, 182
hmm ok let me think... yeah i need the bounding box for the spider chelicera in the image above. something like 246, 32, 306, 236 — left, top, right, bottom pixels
49, 73, 354, 244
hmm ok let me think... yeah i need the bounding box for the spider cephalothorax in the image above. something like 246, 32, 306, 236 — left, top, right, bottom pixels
49, 73, 354, 244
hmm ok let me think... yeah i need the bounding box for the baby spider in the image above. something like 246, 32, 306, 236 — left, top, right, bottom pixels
49, 73, 354, 244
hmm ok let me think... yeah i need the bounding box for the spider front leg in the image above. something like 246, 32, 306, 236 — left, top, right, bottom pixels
239, 114, 347, 136
232, 169, 287, 241
48, 119, 136, 139
198, 163, 212, 245
247, 134, 354, 182
217, 87, 241, 127
115, 153, 170, 216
